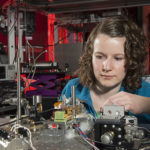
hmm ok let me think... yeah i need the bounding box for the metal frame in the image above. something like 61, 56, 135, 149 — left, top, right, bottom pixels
25, 0, 150, 14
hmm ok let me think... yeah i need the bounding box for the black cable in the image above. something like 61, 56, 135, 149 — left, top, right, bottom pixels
39, 108, 54, 114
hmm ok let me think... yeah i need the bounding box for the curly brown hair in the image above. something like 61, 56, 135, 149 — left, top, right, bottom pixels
76, 15, 147, 91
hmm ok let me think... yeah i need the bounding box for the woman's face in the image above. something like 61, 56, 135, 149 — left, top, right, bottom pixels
92, 34, 126, 89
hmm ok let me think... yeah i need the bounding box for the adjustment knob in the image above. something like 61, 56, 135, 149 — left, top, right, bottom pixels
101, 131, 114, 144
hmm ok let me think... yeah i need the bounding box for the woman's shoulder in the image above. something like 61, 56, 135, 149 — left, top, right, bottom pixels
65, 77, 81, 88
141, 78, 150, 88
67, 77, 80, 85
60, 77, 88, 100
121, 79, 150, 95
137, 79, 150, 96
64, 77, 83, 89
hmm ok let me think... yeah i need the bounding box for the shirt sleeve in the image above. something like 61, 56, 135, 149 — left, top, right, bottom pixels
59, 78, 79, 100
60, 81, 72, 100
133, 80, 150, 124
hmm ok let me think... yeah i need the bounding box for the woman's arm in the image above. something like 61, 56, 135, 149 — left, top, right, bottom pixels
106, 91, 150, 114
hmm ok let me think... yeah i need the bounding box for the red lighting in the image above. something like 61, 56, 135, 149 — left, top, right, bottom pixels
46, 14, 55, 62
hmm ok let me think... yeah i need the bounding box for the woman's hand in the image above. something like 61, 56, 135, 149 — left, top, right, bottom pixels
105, 91, 150, 114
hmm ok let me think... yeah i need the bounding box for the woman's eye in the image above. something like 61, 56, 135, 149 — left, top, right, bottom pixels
115, 57, 123, 61
96, 55, 103, 59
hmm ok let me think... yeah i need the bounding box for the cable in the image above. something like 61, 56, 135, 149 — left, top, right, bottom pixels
23, 49, 48, 92
39, 108, 54, 114
139, 146, 150, 150
136, 126, 150, 134
126, 124, 150, 135
74, 123, 116, 149
81, 136, 100, 150
27, 49, 47, 82
73, 124, 100, 150
10, 123, 36, 150
73, 124, 88, 138
26, 40, 35, 63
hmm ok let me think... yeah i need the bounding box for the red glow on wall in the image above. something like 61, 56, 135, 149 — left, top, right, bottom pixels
58, 24, 83, 44
59, 26, 63, 44
63, 28, 68, 43
46, 14, 55, 62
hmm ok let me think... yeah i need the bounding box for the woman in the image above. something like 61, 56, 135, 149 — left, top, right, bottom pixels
60, 15, 150, 124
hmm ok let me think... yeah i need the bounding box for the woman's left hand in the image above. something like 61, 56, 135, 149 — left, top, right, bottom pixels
105, 91, 150, 114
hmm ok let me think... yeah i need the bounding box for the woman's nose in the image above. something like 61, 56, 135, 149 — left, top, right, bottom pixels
102, 59, 112, 71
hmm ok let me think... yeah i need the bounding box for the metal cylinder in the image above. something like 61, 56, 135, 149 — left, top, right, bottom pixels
32, 95, 42, 106
71, 86, 76, 119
